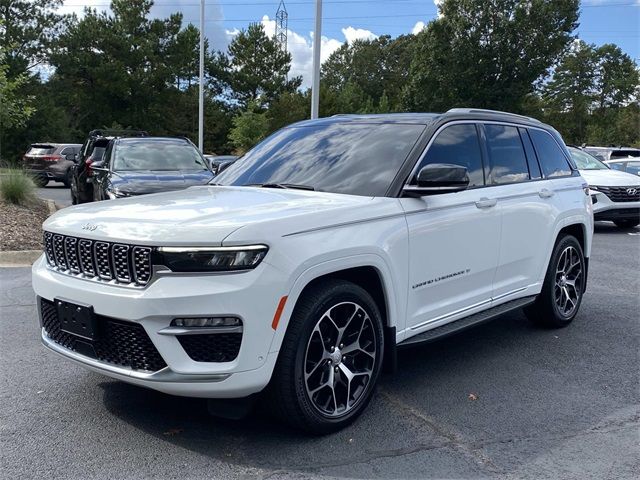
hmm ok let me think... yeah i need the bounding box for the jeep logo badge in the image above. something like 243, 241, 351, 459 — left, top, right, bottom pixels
81, 223, 99, 231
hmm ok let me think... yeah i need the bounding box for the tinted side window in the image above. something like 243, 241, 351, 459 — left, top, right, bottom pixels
484, 124, 529, 184
519, 128, 542, 179
529, 129, 572, 178
60, 147, 71, 155
417, 124, 484, 187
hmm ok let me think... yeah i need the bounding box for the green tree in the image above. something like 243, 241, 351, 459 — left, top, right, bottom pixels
0, 0, 64, 78
542, 40, 598, 143
216, 23, 301, 106
229, 101, 269, 153
593, 44, 639, 111
0, 50, 35, 160
404, 0, 579, 112
322, 35, 413, 111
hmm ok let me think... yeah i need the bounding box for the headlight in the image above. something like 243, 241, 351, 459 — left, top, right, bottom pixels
587, 186, 602, 195
106, 187, 131, 199
156, 245, 268, 272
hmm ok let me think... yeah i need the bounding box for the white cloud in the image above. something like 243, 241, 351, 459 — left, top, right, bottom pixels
257, 16, 375, 89
62, 0, 229, 51
341, 26, 377, 44
433, 0, 444, 18
411, 21, 426, 34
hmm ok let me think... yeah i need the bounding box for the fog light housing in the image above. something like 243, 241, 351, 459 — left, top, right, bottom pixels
171, 317, 242, 328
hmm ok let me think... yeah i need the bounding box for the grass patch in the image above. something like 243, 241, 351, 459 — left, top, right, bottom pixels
0, 169, 36, 205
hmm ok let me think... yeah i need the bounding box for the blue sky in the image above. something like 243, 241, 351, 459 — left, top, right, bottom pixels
61, 0, 640, 87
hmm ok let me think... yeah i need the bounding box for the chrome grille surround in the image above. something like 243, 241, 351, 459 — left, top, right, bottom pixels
43, 232, 153, 288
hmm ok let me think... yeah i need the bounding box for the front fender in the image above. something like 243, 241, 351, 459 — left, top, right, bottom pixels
267, 252, 404, 355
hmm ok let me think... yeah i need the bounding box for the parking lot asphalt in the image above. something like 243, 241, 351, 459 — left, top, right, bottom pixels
36, 182, 72, 209
0, 223, 638, 479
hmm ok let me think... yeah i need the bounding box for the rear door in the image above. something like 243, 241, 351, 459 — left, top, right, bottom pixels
482, 123, 555, 302
400, 123, 502, 333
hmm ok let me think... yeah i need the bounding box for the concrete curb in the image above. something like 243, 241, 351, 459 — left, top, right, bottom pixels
0, 199, 57, 267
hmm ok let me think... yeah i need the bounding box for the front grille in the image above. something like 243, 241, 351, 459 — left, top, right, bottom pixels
43, 232, 152, 286
597, 186, 640, 202
41, 298, 167, 372
177, 333, 242, 363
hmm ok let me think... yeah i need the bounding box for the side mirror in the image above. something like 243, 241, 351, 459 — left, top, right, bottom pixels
403, 163, 470, 197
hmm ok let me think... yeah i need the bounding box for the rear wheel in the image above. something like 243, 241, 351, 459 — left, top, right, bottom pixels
267, 280, 384, 434
525, 235, 585, 328
62, 169, 72, 188
614, 219, 639, 229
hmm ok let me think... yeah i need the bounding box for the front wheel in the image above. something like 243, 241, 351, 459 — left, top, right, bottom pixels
614, 219, 639, 229
525, 235, 585, 328
267, 280, 384, 434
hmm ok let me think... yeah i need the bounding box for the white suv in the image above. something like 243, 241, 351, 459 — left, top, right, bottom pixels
33, 109, 593, 433
568, 147, 640, 229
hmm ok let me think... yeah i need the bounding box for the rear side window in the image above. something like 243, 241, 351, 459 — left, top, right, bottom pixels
610, 150, 640, 159
484, 124, 530, 184
519, 128, 542, 179
528, 129, 572, 178
418, 124, 484, 187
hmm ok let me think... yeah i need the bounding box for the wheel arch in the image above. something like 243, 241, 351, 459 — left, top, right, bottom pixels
268, 254, 401, 371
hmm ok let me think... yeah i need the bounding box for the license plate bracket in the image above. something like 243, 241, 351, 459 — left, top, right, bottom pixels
56, 299, 98, 341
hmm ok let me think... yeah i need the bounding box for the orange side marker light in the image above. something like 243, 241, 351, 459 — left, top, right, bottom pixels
271, 296, 288, 330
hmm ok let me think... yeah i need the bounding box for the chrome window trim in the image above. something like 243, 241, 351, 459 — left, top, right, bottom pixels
404, 120, 574, 190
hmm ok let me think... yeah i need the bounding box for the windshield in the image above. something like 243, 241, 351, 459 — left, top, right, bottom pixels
113, 140, 207, 171
569, 148, 609, 170
215, 122, 425, 196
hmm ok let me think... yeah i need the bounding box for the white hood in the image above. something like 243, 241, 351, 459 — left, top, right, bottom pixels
43, 186, 398, 246
579, 169, 640, 187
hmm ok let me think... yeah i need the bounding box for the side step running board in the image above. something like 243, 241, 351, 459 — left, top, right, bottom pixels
398, 296, 536, 348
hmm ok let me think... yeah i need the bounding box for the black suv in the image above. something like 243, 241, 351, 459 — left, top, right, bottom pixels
91, 137, 215, 201
70, 130, 147, 204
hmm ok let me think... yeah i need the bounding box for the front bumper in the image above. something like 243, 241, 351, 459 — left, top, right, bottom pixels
32, 255, 287, 398
590, 192, 640, 222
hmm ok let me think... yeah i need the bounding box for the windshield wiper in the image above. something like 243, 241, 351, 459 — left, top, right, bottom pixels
244, 183, 315, 191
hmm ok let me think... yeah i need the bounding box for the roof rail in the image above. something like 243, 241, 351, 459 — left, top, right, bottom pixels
446, 108, 542, 123
88, 129, 149, 138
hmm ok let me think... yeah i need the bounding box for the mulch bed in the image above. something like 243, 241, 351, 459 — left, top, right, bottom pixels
0, 199, 50, 251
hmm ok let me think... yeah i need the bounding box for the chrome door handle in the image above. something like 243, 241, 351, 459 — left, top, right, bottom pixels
475, 197, 497, 209
539, 188, 555, 198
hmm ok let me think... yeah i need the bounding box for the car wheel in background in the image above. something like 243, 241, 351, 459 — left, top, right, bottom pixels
267, 279, 384, 434
613, 219, 639, 229
525, 235, 585, 328
63, 169, 72, 188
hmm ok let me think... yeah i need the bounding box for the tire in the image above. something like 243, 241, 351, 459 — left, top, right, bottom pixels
62, 169, 72, 188
267, 279, 384, 434
525, 235, 586, 328
614, 219, 639, 229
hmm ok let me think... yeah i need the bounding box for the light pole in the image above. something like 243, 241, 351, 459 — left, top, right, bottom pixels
310, 0, 322, 119
198, 0, 205, 152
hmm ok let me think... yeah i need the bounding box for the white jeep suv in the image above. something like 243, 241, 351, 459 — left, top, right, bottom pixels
33, 109, 593, 433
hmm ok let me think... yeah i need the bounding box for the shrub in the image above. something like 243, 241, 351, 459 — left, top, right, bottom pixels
0, 169, 36, 205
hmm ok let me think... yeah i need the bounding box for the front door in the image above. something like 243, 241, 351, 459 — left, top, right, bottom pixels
400, 123, 501, 334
